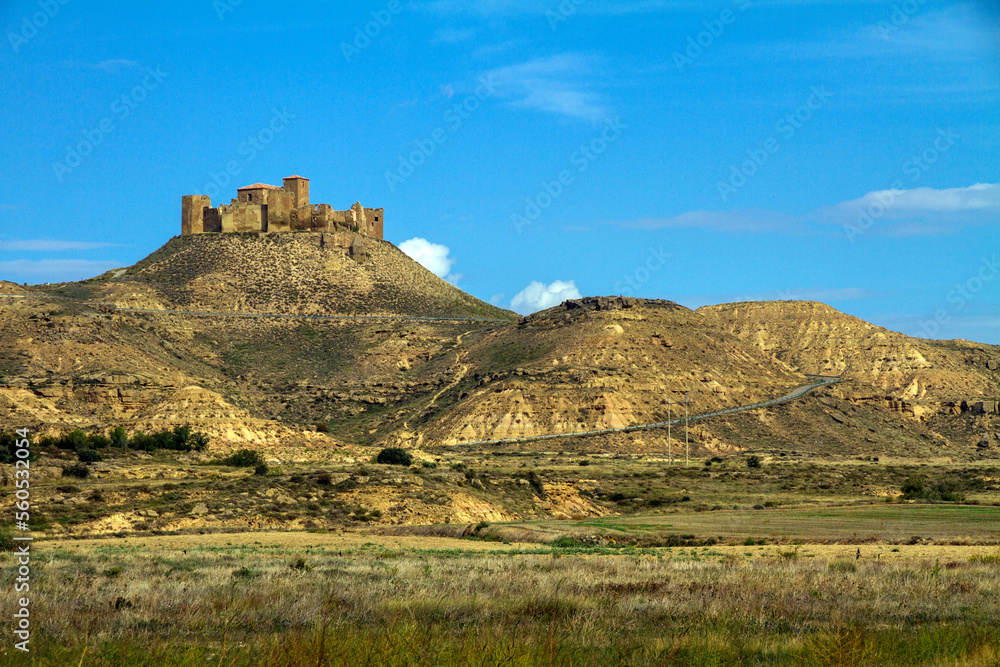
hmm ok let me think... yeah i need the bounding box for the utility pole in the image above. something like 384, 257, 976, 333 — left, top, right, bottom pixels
667, 397, 672, 465
684, 392, 690, 466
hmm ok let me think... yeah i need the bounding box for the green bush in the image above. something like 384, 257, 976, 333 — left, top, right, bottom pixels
62, 464, 90, 479
376, 447, 412, 466
223, 449, 267, 468
110, 426, 128, 449
129, 431, 157, 452
0, 433, 38, 464
77, 448, 103, 463
59, 429, 88, 451
901, 476, 965, 502
254, 464, 269, 476
87, 433, 111, 449
746, 455, 762, 469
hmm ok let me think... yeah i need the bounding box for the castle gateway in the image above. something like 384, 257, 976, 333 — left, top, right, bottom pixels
181, 176, 383, 239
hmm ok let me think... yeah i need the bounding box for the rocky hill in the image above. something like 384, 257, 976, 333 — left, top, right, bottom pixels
699, 301, 1000, 417
0, 238, 997, 460
74, 233, 514, 320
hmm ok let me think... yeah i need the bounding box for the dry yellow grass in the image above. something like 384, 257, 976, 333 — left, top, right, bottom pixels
9, 532, 1000, 666
34, 529, 1000, 564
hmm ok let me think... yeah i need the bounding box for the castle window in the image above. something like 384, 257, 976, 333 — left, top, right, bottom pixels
247, 194, 253, 202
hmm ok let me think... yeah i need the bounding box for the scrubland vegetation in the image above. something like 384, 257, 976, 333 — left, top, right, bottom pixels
5, 539, 1000, 666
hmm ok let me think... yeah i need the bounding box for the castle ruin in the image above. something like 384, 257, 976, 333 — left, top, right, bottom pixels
182, 176, 383, 239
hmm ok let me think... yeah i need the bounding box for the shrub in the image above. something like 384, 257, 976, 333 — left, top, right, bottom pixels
746, 455, 762, 469
254, 464, 269, 476
289, 557, 311, 571
0, 433, 38, 464
189, 432, 210, 452
62, 464, 90, 479
376, 447, 412, 466
223, 449, 267, 468
901, 477, 925, 496
315, 422, 329, 433
111, 426, 128, 449
232, 567, 262, 580
333, 478, 359, 492
86, 433, 111, 449
901, 476, 965, 502
77, 449, 103, 463
58, 429, 88, 451
129, 431, 157, 452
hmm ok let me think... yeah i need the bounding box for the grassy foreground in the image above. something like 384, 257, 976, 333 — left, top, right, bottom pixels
4, 537, 1000, 666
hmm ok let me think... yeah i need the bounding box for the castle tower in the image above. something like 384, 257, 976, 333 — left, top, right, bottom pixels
283, 175, 309, 209
181, 195, 211, 235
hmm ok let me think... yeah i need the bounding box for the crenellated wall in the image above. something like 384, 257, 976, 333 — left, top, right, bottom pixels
182, 176, 383, 240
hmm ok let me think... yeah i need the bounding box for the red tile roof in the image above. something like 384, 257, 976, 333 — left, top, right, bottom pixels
236, 183, 282, 190
283, 175, 309, 180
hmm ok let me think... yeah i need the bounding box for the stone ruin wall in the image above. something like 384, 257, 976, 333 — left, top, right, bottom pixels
182, 182, 383, 240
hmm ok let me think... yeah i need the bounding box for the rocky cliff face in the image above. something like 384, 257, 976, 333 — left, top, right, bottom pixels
698, 301, 1000, 417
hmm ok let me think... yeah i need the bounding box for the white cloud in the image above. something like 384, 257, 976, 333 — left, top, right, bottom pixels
0, 259, 122, 283
613, 184, 1000, 236
0, 240, 119, 251
826, 183, 1000, 218
510, 280, 582, 314
486, 54, 607, 122
399, 237, 459, 283
817, 183, 1000, 237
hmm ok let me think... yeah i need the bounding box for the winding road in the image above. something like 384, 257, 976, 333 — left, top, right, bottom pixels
456, 375, 842, 448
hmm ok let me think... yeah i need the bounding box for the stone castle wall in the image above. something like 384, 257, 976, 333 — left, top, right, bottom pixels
182, 176, 383, 240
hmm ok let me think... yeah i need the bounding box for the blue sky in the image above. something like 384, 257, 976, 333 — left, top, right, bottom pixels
1, 0, 998, 343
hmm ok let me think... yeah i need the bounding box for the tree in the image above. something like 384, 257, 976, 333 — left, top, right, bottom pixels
376, 447, 412, 466
111, 426, 128, 449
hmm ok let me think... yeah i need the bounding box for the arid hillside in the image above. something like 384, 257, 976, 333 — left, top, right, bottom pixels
0, 237, 997, 462
699, 301, 1000, 411
53, 232, 515, 320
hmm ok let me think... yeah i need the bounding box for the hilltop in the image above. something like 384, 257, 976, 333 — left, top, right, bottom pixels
88, 233, 514, 320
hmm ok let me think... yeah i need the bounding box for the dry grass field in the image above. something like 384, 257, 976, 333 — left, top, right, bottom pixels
2, 528, 998, 666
